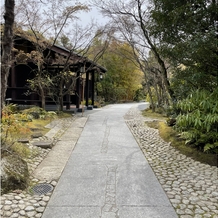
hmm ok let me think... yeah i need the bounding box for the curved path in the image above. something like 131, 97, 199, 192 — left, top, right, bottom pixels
42, 103, 177, 218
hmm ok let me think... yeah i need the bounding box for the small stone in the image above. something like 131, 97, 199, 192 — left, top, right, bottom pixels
26, 211, 36, 217
11, 213, 19, 217
190, 196, 199, 202
4, 205, 11, 211
19, 194, 26, 198
51, 181, 57, 187
13, 208, 20, 213
212, 192, 218, 197
33, 203, 40, 207
171, 199, 181, 204
25, 205, 35, 211
194, 214, 203, 218
4, 211, 12, 217
14, 196, 22, 200
11, 204, 18, 208
18, 204, 25, 210
42, 196, 50, 202
208, 205, 217, 210
185, 208, 193, 215
195, 208, 204, 214
5, 200, 12, 205
29, 199, 37, 204
177, 209, 185, 215
204, 214, 213, 218
36, 206, 45, 213
202, 206, 210, 212
35, 213, 43, 218
182, 199, 190, 204
39, 201, 46, 206
32, 178, 39, 183
6, 195, 15, 200
19, 210, 26, 216
179, 204, 187, 210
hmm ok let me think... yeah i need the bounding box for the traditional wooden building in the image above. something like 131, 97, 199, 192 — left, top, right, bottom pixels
5, 30, 106, 111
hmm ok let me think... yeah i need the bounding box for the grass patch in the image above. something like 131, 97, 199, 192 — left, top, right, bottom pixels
23, 112, 72, 138
142, 109, 167, 120
143, 110, 217, 167
11, 142, 31, 159
25, 119, 53, 137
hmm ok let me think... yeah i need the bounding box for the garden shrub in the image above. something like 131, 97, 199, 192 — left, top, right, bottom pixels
175, 89, 218, 153
22, 106, 57, 119
22, 106, 46, 119
1, 105, 31, 157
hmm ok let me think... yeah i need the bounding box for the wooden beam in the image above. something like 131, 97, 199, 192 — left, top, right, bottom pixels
85, 71, 89, 107
76, 71, 81, 109
91, 72, 95, 106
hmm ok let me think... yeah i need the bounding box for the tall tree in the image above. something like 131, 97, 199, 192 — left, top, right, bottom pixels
150, 0, 218, 97
12, 0, 111, 111
98, 39, 143, 102
13, 0, 89, 110
1, 0, 15, 111
92, 0, 174, 106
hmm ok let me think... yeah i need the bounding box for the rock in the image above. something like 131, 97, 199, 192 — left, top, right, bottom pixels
167, 118, 176, 126
17, 138, 29, 143
32, 141, 53, 149
31, 133, 43, 138
1, 154, 29, 194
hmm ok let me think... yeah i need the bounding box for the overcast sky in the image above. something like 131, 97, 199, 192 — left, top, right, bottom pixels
76, 0, 108, 26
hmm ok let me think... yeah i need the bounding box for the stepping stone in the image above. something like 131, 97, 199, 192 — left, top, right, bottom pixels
18, 138, 29, 143
31, 132, 43, 138
30, 127, 41, 131
32, 141, 53, 149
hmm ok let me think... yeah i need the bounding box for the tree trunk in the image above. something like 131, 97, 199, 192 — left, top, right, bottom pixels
147, 84, 155, 112
38, 82, 45, 110
137, 4, 174, 101
59, 96, 64, 111
154, 84, 161, 107
1, 0, 15, 111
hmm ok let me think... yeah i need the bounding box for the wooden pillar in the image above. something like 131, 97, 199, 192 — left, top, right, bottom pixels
76, 71, 81, 109
85, 71, 89, 107
91, 72, 95, 106
11, 64, 16, 100
66, 94, 70, 110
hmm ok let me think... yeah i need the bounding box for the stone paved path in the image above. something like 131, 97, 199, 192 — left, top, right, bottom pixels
42, 103, 177, 218
1, 103, 217, 218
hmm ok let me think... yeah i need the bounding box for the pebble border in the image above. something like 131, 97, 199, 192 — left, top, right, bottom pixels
125, 107, 218, 218
1, 117, 76, 218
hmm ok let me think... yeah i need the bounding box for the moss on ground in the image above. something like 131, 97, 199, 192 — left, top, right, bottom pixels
143, 110, 218, 167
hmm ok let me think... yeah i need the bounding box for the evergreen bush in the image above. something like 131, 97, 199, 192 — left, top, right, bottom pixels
175, 89, 218, 153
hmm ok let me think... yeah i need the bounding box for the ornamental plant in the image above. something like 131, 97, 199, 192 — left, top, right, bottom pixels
1, 104, 31, 157
175, 89, 218, 153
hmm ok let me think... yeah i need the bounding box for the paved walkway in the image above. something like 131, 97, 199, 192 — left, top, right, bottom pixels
42, 103, 177, 218
1, 103, 217, 218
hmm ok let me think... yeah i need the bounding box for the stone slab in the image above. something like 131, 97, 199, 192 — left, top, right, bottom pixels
32, 141, 53, 149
